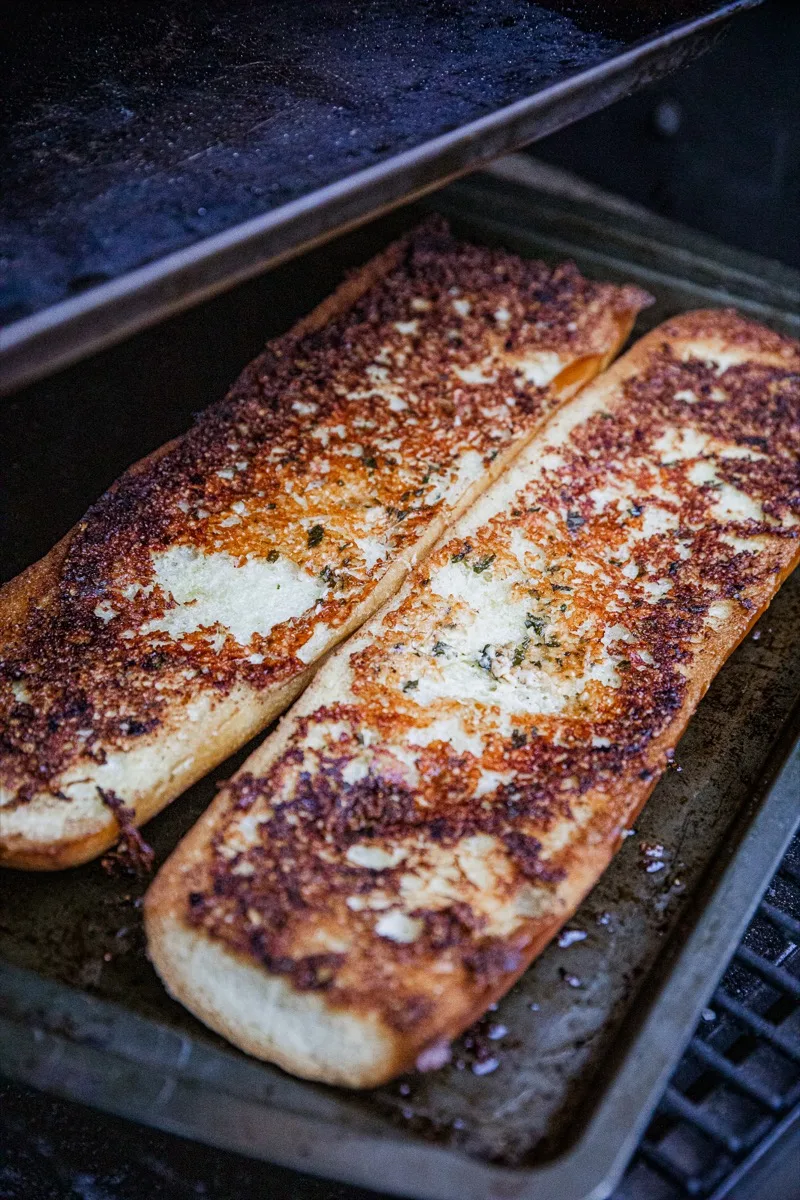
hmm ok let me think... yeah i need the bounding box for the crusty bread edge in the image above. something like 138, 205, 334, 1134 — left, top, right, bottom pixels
1, 264, 638, 871
144, 311, 800, 1086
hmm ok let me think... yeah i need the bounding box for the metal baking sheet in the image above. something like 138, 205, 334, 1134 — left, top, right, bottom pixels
1, 159, 799, 1200
0, 0, 761, 396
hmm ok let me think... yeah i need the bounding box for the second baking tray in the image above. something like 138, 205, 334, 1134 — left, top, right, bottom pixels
1, 158, 799, 1200
0, 1, 760, 395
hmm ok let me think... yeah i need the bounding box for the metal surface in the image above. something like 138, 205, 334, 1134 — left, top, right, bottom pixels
1, 162, 799, 1200
617, 831, 800, 1198
0, 0, 761, 395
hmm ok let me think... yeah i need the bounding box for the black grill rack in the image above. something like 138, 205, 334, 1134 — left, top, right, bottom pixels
618, 834, 800, 1199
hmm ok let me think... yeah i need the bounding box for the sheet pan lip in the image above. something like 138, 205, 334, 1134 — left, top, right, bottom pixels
1, 726, 798, 1200
0, 0, 758, 398
431, 189, 800, 341
449, 161, 800, 312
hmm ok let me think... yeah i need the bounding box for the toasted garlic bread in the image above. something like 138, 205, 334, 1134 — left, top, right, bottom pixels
146, 310, 800, 1088
0, 221, 647, 871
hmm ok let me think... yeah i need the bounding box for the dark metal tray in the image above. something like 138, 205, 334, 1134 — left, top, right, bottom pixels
1, 160, 799, 1200
0, 0, 760, 395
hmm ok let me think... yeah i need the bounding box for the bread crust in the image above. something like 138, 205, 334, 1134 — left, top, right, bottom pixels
145, 309, 800, 1086
0, 221, 646, 869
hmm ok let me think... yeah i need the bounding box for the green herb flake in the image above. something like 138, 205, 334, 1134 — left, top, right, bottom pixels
307, 525, 325, 548
525, 613, 547, 635
473, 553, 496, 574
432, 641, 449, 657
513, 637, 530, 667
266, 549, 280, 563
402, 679, 419, 692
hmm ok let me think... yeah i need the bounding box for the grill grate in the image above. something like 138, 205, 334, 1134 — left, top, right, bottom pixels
616, 834, 800, 1199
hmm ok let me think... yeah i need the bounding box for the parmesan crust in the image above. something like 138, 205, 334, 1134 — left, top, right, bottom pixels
146, 309, 800, 1087
0, 220, 646, 869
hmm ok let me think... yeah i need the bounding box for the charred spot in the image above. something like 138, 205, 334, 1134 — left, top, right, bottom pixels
463, 939, 524, 980
97, 787, 154, 877
229, 772, 266, 810
503, 831, 566, 885
419, 903, 483, 950
384, 994, 435, 1032
141, 651, 168, 672
119, 717, 159, 738
248, 943, 344, 991
331, 775, 418, 842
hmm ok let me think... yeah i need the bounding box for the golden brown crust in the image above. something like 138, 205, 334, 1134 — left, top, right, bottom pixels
146, 309, 800, 1086
0, 219, 646, 870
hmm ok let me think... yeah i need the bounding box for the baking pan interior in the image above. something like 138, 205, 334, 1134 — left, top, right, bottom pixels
1, 165, 799, 1171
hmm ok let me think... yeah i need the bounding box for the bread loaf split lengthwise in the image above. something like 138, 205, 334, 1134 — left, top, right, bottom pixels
146, 310, 800, 1088
0, 220, 648, 870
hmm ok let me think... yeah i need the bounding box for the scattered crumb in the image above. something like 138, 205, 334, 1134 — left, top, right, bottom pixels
701, 1008, 717, 1023
558, 928, 587, 948
416, 1039, 452, 1073
472, 1057, 499, 1076
458, 1012, 509, 1070
640, 841, 670, 875
665, 748, 682, 772
487, 1023, 508, 1041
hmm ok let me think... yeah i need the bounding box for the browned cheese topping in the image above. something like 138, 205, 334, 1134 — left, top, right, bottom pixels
182, 312, 800, 1030
0, 219, 643, 822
